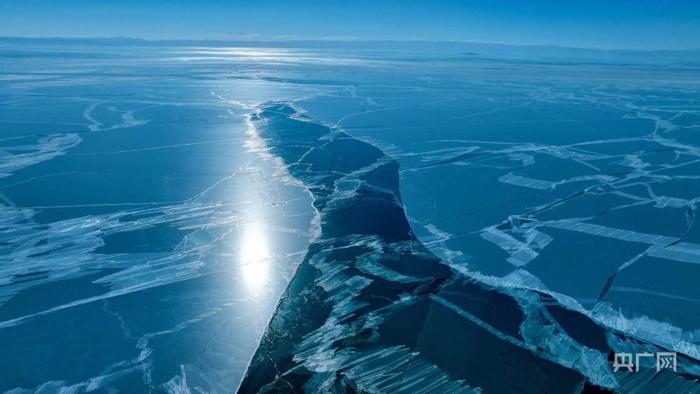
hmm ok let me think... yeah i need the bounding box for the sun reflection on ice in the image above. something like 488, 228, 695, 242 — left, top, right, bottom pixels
239, 223, 271, 292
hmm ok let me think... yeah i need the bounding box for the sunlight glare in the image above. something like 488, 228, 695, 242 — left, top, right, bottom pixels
240, 223, 271, 292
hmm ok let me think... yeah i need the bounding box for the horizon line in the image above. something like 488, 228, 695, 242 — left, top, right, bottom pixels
2, 35, 699, 53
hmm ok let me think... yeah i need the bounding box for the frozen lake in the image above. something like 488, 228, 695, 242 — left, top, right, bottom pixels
1, 42, 699, 393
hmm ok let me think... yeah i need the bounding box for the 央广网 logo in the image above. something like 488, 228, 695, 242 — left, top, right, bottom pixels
613, 352, 677, 372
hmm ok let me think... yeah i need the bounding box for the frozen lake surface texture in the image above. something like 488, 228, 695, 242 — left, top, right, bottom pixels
1, 41, 700, 393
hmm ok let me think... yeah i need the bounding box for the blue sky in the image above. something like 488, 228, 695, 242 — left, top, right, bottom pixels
1, 0, 699, 49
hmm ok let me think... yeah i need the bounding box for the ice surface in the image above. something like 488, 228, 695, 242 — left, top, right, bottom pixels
1, 41, 699, 392
0, 45, 324, 392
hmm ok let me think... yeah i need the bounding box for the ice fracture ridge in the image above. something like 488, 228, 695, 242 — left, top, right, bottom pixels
237, 102, 700, 393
